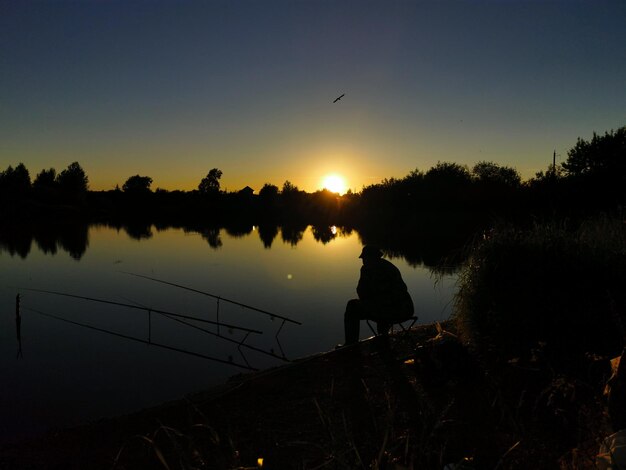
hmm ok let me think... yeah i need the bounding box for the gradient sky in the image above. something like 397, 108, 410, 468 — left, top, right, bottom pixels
1, 1, 625, 192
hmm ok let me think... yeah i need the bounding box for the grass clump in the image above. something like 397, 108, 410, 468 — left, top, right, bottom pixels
452, 217, 626, 466
454, 216, 626, 369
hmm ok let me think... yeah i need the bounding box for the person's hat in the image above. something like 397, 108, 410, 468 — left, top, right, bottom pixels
359, 245, 382, 259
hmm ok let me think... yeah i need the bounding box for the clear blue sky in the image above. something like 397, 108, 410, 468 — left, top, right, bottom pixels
1, 0, 625, 192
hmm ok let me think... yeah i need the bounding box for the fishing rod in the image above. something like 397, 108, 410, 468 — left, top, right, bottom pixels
120, 271, 302, 326
19, 287, 262, 334
25, 307, 257, 371
121, 295, 257, 365
19, 288, 290, 362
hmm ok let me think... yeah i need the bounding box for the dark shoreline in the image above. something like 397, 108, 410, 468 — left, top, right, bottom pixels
0, 324, 442, 469
1, 317, 623, 469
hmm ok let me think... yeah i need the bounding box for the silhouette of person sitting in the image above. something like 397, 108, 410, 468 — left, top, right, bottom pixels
344, 245, 414, 345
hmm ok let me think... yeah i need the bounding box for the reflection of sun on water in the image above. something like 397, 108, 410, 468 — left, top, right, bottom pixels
321, 174, 347, 195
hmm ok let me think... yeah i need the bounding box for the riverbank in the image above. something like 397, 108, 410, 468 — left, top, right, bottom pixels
0, 323, 440, 469
0, 321, 617, 469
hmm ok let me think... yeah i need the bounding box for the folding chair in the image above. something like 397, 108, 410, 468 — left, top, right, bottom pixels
366, 316, 418, 337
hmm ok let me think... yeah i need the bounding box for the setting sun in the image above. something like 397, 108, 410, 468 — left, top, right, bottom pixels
321, 174, 347, 195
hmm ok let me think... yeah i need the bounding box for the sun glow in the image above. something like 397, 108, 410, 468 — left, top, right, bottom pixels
321, 174, 347, 195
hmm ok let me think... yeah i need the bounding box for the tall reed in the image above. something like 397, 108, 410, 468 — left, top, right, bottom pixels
454, 216, 626, 368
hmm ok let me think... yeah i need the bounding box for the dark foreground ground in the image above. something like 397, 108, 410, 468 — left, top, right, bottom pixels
0, 322, 619, 470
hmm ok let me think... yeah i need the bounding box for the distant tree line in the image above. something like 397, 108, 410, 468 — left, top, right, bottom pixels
0, 161, 88, 199
1, 126, 624, 228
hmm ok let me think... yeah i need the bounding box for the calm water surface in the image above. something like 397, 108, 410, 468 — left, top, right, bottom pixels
0, 224, 456, 443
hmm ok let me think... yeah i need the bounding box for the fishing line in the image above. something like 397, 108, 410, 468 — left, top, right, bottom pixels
120, 271, 302, 325
18, 287, 261, 334
25, 307, 257, 371
120, 296, 247, 345
19, 288, 290, 362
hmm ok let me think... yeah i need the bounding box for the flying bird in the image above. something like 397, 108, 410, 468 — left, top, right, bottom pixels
333, 93, 345, 103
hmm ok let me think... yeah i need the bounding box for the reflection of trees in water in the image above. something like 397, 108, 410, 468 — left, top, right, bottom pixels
34, 229, 58, 255
257, 224, 279, 249
280, 223, 307, 246
355, 214, 481, 273
337, 226, 354, 237
57, 223, 90, 260
310, 225, 353, 244
122, 222, 153, 240
106, 220, 153, 241
311, 225, 337, 244
224, 223, 253, 238
0, 216, 478, 270
200, 227, 222, 249
0, 222, 88, 259
0, 225, 32, 258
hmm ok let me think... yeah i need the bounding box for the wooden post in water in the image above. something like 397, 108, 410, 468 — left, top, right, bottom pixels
16, 293, 23, 358
148, 309, 152, 344
15, 293, 21, 334
216, 298, 221, 336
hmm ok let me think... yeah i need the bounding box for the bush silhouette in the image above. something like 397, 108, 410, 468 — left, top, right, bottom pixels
454, 218, 626, 369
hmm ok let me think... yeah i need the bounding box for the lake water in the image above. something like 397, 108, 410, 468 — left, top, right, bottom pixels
0, 223, 457, 444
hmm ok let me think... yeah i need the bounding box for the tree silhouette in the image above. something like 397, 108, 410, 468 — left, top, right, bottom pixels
259, 183, 279, 200
425, 162, 472, 186
560, 127, 626, 209
281, 180, 299, 194
56, 162, 88, 193
198, 168, 223, 195
472, 161, 521, 187
122, 175, 153, 194
0, 163, 31, 195
33, 168, 57, 190
421, 162, 473, 211
562, 127, 626, 178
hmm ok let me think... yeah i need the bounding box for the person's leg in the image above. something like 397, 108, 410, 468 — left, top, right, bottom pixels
344, 299, 363, 344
